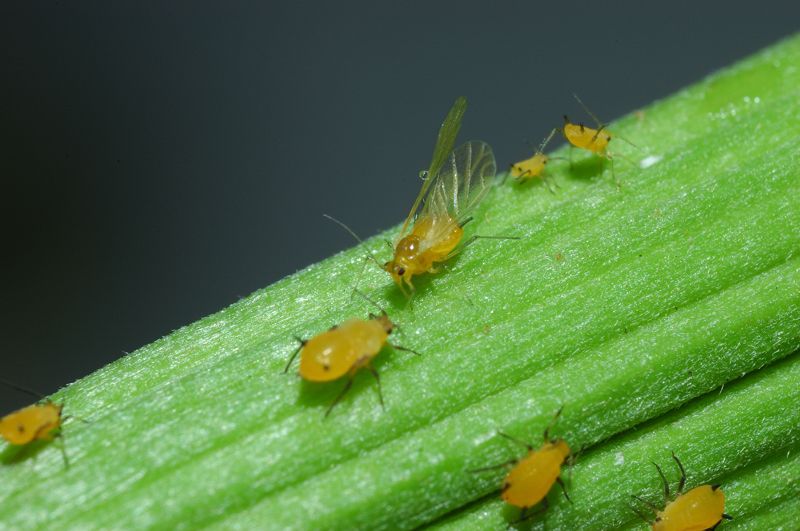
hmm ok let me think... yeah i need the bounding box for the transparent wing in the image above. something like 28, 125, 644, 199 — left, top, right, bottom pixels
415, 141, 496, 250
400, 96, 467, 237
422, 140, 496, 222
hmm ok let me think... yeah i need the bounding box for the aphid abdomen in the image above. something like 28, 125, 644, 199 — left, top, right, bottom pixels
0, 403, 62, 445
656, 485, 726, 531
340, 320, 388, 362
563, 123, 609, 154
502, 450, 562, 508
299, 329, 356, 382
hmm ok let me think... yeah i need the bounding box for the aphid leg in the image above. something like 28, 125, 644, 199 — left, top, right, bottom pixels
468, 458, 518, 473
497, 431, 533, 451
544, 176, 559, 194
390, 344, 422, 356
459, 216, 474, 228
543, 406, 564, 442
366, 365, 385, 410
609, 156, 621, 189
652, 461, 671, 502
402, 279, 417, 308
54, 430, 70, 469
283, 339, 306, 374
555, 476, 572, 504
324, 377, 355, 418
722, 513, 734, 520
515, 498, 549, 524
60, 415, 89, 430
512, 168, 532, 184
671, 452, 687, 494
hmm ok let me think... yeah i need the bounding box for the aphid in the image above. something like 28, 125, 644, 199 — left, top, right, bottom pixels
383, 96, 512, 296
561, 93, 631, 186
283, 292, 418, 417
0, 379, 69, 467
472, 407, 571, 523
631, 452, 733, 531
508, 129, 562, 192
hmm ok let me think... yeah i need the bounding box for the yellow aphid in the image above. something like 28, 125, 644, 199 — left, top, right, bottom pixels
632, 453, 732, 531
562, 118, 611, 155
0, 402, 63, 445
0, 379, 72, 467
283, 297, 418, 417
509, 129, 560, 192
473, 407, 571, 523
384, 97, 510, 296
510, 152, 549, 181
562, 93, 624, 186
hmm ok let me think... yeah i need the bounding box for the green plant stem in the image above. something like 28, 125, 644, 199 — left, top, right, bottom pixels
431, 352, 800, 529
1, 35, 800, 530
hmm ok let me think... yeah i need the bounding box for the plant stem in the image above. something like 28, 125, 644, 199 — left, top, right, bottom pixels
1, 34, 800, 530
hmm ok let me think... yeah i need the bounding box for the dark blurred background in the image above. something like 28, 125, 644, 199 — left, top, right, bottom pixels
1, 2, 798, 410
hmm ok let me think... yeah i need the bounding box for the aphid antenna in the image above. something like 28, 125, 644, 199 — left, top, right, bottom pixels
652, 460, 671, 501
614, 131, 639, 149
0, 378, 46, 402
537, 128, 559, 154
497, 431, 533, 451
630, 494, 660, 514
322, 214, 383, 269
390, 343, 421, 356
671, 452, 687, 494
543, 405, 564, 441
352, 288, 387, 316
572, 93, 605, 129
467, 458, 518, 473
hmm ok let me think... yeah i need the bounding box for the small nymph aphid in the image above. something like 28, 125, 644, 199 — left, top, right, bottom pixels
508, 129, 562, 192
283, 293, 418, 417
472, 407, 571, 523
0, 379, 70, 467
562, 93, 633, 186
631, 452, 733, 531
383, 96, 514, 296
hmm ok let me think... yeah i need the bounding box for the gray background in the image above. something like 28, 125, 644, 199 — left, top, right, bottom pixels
2, 1, 798, 410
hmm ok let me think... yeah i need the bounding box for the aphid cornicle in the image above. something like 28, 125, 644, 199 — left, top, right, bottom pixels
631, 452, 733, 531
472, 407, 571, 523
283, 294, 418, 417
509, 129, 561, 192
383, 96, 510, 296
0, 379, 69, 467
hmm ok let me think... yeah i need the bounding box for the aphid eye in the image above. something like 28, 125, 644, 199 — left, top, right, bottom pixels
397, 267, 406, 276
